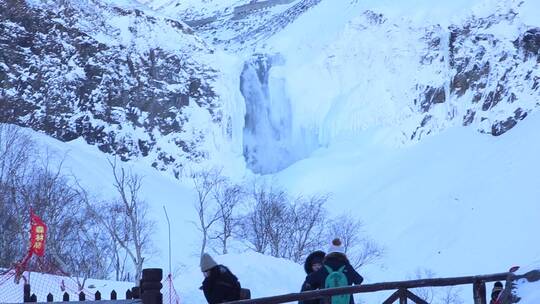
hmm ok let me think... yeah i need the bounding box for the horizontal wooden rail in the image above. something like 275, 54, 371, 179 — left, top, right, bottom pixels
224, 271, 513, 304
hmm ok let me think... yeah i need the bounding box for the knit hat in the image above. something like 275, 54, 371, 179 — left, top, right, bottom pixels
328, 238, 345, 254
200, 253, 218, 272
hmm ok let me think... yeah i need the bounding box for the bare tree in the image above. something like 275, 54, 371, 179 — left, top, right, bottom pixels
0, 124, 34, 186
286, 194, 328, 262
410, 268, 436, 303
266, 195, 290, 258
439, 286, 464, 304
0, 125, 151, 284
409, 269, 463, 304
108, 159, 153, 283
191, 168, 224, 256
240, 181, 331, 262
326, 214, 362, 253
84, 159, 154, 284
0, 124, 34, 268
327, 213, 384, 268
101, 201, 132, 281
241, 179, 288, 255
5, 150, 113, 285
352, 239, 385, 268
211, 180, 243, 254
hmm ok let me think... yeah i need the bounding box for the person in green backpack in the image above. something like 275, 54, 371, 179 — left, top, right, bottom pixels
301, 238, 363, 304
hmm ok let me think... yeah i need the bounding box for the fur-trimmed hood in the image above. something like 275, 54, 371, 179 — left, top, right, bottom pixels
304, 250, 326, 274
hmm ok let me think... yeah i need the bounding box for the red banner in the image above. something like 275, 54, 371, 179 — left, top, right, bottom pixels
29, 212, 47, 256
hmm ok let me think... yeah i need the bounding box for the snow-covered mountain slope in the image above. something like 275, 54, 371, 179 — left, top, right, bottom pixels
5, 0, 538, 174
0, 125, 304, 303
137, 0, 251, 20
233, 0, 540, 173
139, 0, 540, 173
273, 109, 540, 297
7, 108, 540, 302
0, 0, 243, 177
138, 0, 322, 51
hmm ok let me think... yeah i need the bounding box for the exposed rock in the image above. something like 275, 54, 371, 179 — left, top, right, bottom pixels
521, 28, 540, 58
491, 108, 528, 136
420, 86, 446, 112
0, 0, 222, 176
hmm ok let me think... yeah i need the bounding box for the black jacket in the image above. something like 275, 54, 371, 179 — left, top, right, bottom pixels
302, 253, 363, 304
201, 265, 241, 304
299, 251, 326, 304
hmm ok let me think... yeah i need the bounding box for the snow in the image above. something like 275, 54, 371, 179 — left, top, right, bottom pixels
3, 106, 540, 303
138, 0, 252, 19
228, 0, 540, 172
515, 276, 540, 304
0, 270, 134, 302
174, 252, 305, 303
512, 261, 540, 304
516, 1, 540, 26
4, 0, 540, 302
273, 110, 540, 302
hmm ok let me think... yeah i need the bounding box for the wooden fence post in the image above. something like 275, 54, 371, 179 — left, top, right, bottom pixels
473, 280, 487, 304
23, 284, 31, 302
30, 294, 37, 302
63, 292, 69, 302
95, 291, 101, 300
79, 291, 86, 301
141, 268, 163, 304
383, 290, 401, 304
46, 293, 53, 302
132, 286, 141, 299
111, 290, 117, 300
398, 288, 407, 304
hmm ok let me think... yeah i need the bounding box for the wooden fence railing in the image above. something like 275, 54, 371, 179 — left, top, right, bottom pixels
14, 267, 540, 304
224, 270, 540, 304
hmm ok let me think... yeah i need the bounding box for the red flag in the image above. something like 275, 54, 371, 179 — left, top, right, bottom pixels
29, 212, 47, 256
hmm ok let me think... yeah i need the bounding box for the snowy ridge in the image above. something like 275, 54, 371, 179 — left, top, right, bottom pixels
0, 0, 244, 177
232, 0, 540, 172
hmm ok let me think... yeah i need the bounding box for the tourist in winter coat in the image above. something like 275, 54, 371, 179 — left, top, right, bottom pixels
200, 253, 241, 304
302, 239, 363, 304
299, 250, 326, 304
490, 281, 504, 304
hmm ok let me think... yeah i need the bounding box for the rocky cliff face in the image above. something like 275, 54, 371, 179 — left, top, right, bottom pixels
414, 11, 540, 139
0, 0, 223, 177
2, 0, 539, 175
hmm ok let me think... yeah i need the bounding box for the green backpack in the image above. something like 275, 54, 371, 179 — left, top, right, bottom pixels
324, 265, 350, 304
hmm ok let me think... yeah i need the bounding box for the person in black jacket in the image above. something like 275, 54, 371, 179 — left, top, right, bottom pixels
490, 281, 504, 304
299, 250, 326, 304
302, 239, 363, 304
200, 253, 241, 304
